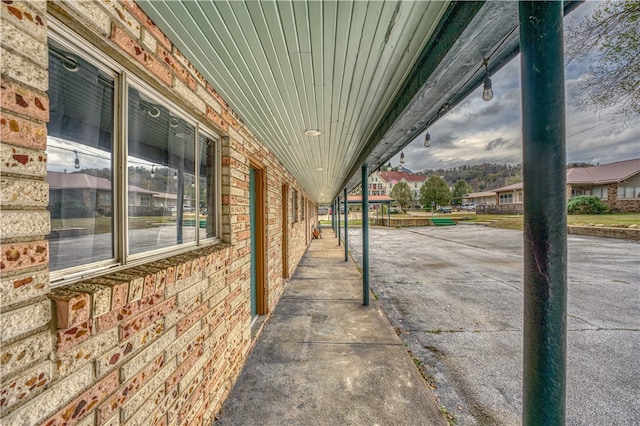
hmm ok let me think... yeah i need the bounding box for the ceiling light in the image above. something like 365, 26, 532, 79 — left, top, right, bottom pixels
482, 58, 494, 101
305, 130, 322, 136
148, 106, 160, 118
424, 130, 431, 148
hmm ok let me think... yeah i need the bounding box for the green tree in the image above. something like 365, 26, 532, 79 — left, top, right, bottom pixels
565, 0, 640, 127
390, 181, 412, 211
420, 175, 451, 210
451, 180, 473, 206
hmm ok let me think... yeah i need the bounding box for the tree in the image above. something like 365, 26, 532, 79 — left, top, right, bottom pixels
565, 0, 640, 127
420, 175, 451, 210
390, 181, 412, 211
451, 180, 473, 206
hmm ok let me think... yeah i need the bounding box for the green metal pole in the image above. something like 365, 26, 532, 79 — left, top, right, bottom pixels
331, 200, 335, 234
519, 2, 567, 425
337, 197, 341, 246
343, 188, 348, 262
362, 164, 370, 306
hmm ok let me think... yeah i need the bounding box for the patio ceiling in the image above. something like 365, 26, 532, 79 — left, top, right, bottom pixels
137, 1, 572, 204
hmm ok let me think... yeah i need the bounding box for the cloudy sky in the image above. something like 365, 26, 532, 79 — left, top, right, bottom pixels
392, 1, 639, 173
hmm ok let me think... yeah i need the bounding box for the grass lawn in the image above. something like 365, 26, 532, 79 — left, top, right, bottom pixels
321, 213, 640, 232
467, 213, 640, 231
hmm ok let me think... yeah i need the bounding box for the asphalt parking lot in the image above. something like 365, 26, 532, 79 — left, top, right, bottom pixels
347, 224, 639, 425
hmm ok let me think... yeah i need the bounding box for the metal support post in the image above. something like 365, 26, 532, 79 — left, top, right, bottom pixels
519, 2, 567, 425
343, 188, 348, 262
362, 164, 370, 306
337, 197, 341, 246
331, 200, 335, 233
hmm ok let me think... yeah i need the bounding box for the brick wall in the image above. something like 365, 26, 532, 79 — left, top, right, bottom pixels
1, 1, 312, 424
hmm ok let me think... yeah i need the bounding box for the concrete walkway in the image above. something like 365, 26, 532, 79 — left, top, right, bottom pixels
216, 232, 446, 426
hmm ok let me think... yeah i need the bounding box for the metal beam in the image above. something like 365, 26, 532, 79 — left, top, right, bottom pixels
362, 164, 370, 306
519, 2, 567, 424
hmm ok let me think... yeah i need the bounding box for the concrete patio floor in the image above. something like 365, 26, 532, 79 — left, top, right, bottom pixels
216, 232, 446, 426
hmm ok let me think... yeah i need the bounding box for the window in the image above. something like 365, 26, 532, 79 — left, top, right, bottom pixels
618, 186, 640, 199
46, 23, 220, 283
499, 193, 513, 204
591, 186, 607, 199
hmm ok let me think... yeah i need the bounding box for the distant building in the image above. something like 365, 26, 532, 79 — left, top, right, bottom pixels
368, 170, 426, 201
566, 158, 640, 212
464, 158, 640, 213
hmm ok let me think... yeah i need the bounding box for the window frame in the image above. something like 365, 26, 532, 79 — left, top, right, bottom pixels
48, 19, 221, 286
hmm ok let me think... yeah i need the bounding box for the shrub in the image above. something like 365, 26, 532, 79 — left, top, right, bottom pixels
567, 195, 610, 214
49, 200, 93, 219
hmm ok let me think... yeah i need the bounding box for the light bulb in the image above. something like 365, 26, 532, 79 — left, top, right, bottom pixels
482, 76, 493, 101
424, 131, 431, 148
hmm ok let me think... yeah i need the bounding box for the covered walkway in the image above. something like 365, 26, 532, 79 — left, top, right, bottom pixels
217, 230, 446, 425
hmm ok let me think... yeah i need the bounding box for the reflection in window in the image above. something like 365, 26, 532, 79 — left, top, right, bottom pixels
46, 39, 115, 271
127, 88, 197, 255
46, 31, 220, 282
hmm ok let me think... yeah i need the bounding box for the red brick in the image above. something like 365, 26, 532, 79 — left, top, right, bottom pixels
96, 290, 166, 332
89, 277, 129, 309
110, 25, 172, 86
235, 230, 250, 241
205, 84, 228, 110
56, 320, 93, 352
43, 370, 119, 426
158, 46, 196, 91
222, 109, 239, 131
0, 112, 46, 150
50, 289, 90, 329
175, 260, 191, 281
205, 106, 229, 133
121, 0, 171, 50
1, 81, 48, 122
0, 240, 48, 272
165, 346, 202, 391
97, 355, 164, 424
95, 309, 118, 332
176, 303, 208, 336
120, 296, 175, 339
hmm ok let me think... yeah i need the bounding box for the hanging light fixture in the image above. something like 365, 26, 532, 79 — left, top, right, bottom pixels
150, 164, 155, 178
173, 170, 178, 180
73, 150, 80, 169
399, 151, 405, 165
482, 58, 493, 101
424, 130, 431, 148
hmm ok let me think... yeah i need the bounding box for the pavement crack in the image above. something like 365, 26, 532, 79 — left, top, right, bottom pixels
480, 273, 522, 292
568, 314, 599, 328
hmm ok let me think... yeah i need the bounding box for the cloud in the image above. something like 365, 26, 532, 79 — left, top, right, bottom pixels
485, 137, 514, 151
393, 1, 639, 174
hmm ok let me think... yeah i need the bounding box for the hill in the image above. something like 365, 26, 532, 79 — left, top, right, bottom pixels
419, 163, 523, 192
